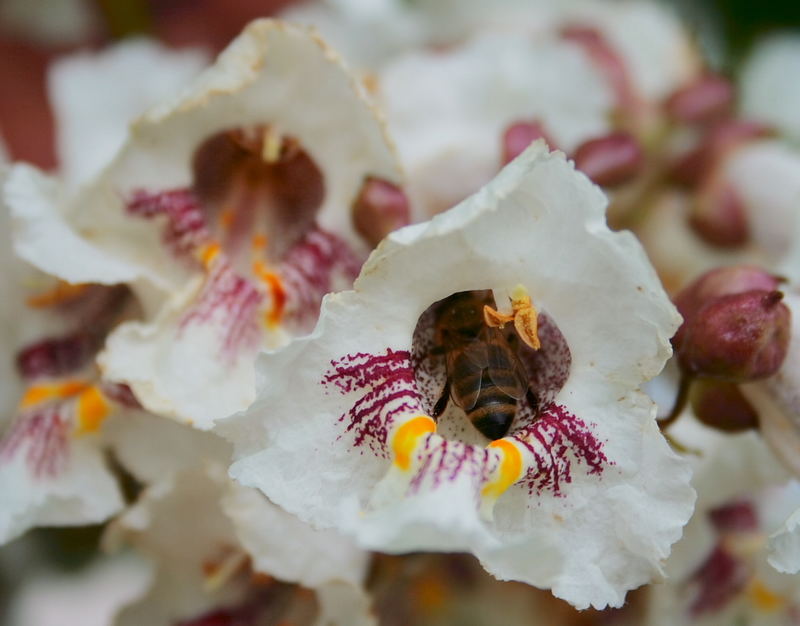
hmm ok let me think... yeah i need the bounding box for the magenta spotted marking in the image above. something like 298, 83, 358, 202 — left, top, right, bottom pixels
280, 226, 363, 330
512, 402, 608, 496
689, 545, 750, 617
180, 260, 263, 361
322, 349, 423, 457
127, 188, 211, 259
0, 406, 69, 478
409, 437, 496, 495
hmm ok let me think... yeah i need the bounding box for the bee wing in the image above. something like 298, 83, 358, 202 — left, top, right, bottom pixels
484, 328, 530, 401
447, 341, 490, 411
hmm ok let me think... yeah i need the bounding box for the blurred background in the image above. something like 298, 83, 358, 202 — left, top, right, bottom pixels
1, 0, 800, 170
1, 1, 800, 624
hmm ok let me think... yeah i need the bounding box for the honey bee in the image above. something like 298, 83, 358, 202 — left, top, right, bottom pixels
431, 291, 538, 440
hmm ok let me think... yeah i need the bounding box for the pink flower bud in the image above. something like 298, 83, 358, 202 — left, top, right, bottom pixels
689, 182, 749, 249
501, 120, 553, 165
674, 266, 782, 325
352, 176, 411, 246
572, 132, 644, 187
670, 119, 773, 187
561, 25, 636, 114
677, 290, 791, 381
665, 74, 734, 124
689, 379, 759, 432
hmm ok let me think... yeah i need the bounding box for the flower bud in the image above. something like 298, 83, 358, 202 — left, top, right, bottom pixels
677, 290, 791, 381
669, 119, 773, 187
665, 74, 734, 124
501, 121, 552, 165
674, 266, 782, 327
572, 132, 644, 187
689, 182, 749, 249
352, 177, 411, 247
689, 379, 759, 432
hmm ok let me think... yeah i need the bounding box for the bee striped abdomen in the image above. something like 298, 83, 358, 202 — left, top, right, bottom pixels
451, 348, 520, 440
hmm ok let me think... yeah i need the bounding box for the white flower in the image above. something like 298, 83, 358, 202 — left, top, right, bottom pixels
106, 415, 374, 626
220, 143, 693, 610
48, 39, 208, 188
737, 288, 800, 576
0, 218, 139, 543
5, 19, 403, 430
5, 553, 152, 626
741, 34, 800, 142
644, 417, 800, 625
377, 30, 613, 217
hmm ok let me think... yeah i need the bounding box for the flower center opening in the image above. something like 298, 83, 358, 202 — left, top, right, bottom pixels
411, 289, 572, 446
192, 126, 325, 263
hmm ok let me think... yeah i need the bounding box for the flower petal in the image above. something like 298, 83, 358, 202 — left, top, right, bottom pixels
222, 143, 691, 609
378, 31, 612, 216
49, 39, 208, 187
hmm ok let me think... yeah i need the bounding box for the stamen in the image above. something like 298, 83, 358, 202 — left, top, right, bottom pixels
483, 285, 541, 350
261, 126, 282, 163
391, 415, 436, 471
203, 549, 249, 592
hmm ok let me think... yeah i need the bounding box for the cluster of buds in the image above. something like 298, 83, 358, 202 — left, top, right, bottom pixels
669, 266, 791, 431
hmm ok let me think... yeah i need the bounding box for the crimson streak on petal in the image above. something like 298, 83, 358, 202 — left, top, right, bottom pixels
179, 259, 264, 361
0, 406, 70, 478
323, 349, 423, 457
512, 403, 608, 496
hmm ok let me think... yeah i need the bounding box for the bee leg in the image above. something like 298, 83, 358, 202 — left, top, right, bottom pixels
526, 389, 539, 414
432, 380, 451, 418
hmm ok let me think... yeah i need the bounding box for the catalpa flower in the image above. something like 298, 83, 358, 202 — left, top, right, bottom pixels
5, 19, 404, 429
0, 225, 141, 543
376, 30, 614, 217
105, 415, 374, 626
645, 415, 800, 625
220, 143, 694, 609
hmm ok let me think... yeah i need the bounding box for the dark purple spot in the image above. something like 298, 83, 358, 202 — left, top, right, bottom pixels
708, 501, 759, 534
688, 545, 750, 617
0, 405, 70, 479
512, 403, 608, 496
176, 606, 258, 626
16, 333, 98, 380
322, 349, 423, 457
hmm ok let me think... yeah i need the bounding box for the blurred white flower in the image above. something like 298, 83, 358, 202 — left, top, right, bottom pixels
106, 414, 374, 626
6, 553, 152, 626
646, 414, 800, 625
5, 19, 404, 430
48, 39, 208, 188
741, 34, 800, 142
